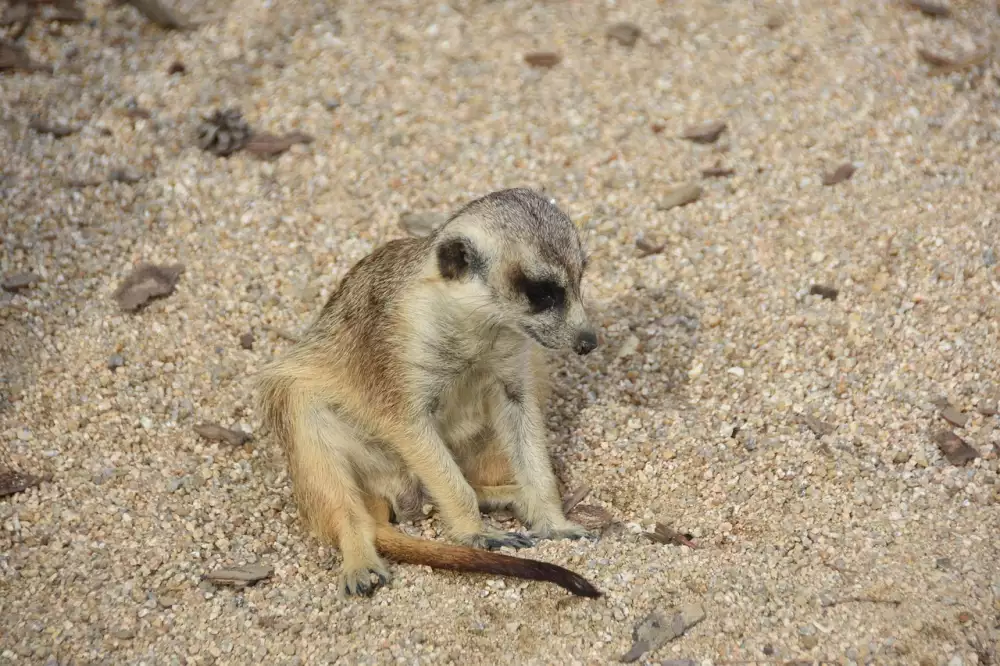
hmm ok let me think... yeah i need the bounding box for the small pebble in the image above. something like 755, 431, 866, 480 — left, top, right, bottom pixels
798, 624, 819, 649
682, 120, 727, 144
658, 183, 702, 210
940, 406, 969, 428
2, 272, 41, 292
606, 22, 642, 48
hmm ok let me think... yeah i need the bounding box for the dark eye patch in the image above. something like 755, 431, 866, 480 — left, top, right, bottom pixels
521, 278, 565, 313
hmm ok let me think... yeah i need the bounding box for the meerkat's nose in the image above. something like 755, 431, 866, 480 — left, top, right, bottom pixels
574, 329, 598, 355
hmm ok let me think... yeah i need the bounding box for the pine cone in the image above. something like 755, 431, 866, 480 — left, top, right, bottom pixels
196, 108, 252, 157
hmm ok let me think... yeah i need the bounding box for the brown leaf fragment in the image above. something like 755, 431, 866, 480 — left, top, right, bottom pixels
112, 263, 184, 312
939, 405, 968, 428
48, 0, 86, 23
567, 504, 612, 531
123, 107, 152, 120
822, 162, 856, 185
561, 485, 591, 513
933, 429, 978, 466
0, 471, 42, 498
905, 0, 951, 17
0, 2, 33, 28
620, 604, 706, 663
109, 167, 143, 184
635, 237, 665, 256
2, 272, 40, 292
0, 40, 51, 73
524, 51, 561, 68
194, 423, 252, 446
978, 399, 998, 417
659, 183, 702, 210
244, 131, 314, 158
682, 120, 726, 144
239, 332, 254, 350
645, 522, 698, 548
64, 176, 105, 188
1, 2, 34, 40
399, 211, 448, 238
29, 119, 77, 137
606, 21, 641, 47
701, 166, 734, 178
809, 284, 839, 300
120, 0, 190, 29
202, 564, 273, 588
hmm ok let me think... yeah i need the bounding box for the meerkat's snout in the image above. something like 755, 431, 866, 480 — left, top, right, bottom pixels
574, 329, 598, 355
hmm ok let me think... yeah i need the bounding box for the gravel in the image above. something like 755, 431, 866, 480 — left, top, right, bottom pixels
2, 1, 1000, 664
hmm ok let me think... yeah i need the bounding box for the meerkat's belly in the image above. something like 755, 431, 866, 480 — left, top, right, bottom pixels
434, 367, 496, 455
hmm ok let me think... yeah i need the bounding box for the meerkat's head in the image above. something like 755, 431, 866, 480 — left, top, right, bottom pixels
431, 188, 599, 356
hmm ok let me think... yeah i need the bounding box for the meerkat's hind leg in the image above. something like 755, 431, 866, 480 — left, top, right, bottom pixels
473, 484, 522, 510
461, 447, 522, 513
289, 403, 391, 597
460, 437, 578, 541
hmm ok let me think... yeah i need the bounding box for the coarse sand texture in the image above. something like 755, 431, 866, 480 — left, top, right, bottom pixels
2, 1, 999, 664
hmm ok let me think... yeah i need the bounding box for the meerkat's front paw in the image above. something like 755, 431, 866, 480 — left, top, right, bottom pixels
460, 529, 535, 551
339, 563, 392, 598
530, 519, 594, 541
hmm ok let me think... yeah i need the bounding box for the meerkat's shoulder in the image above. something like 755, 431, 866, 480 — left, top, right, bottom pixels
331, 236, 430, 295
310, 236, 431, 324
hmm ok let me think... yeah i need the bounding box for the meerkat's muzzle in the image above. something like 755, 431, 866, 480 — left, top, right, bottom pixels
573, 329, 598, 355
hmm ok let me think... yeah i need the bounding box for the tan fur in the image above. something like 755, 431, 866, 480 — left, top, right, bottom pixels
256, 189, 601, 598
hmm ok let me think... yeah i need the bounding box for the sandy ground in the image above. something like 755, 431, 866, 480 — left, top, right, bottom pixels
3, 0, 1000, 664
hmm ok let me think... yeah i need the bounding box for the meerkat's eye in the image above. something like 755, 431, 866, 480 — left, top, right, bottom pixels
522, 279, 566, 313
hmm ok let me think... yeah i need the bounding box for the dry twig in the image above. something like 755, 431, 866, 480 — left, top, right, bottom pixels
820, 595, 902, 607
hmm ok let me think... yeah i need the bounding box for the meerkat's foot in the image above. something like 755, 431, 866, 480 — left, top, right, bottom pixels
461, 529, 535, 551
530, 520, 594, 542
340, 563, 392, 597
387, 503, 424, 525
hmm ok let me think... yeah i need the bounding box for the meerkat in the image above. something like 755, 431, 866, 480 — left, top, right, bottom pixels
256, 188, 602, 598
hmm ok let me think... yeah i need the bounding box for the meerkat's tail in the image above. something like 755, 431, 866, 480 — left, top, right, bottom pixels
373, 523, 602, 598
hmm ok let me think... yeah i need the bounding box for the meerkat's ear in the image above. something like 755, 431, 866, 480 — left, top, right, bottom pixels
437, 236, 480, 280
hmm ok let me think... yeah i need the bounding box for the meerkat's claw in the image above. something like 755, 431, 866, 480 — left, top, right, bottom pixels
487, 532, 535, 550
340, 566, 392, 597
